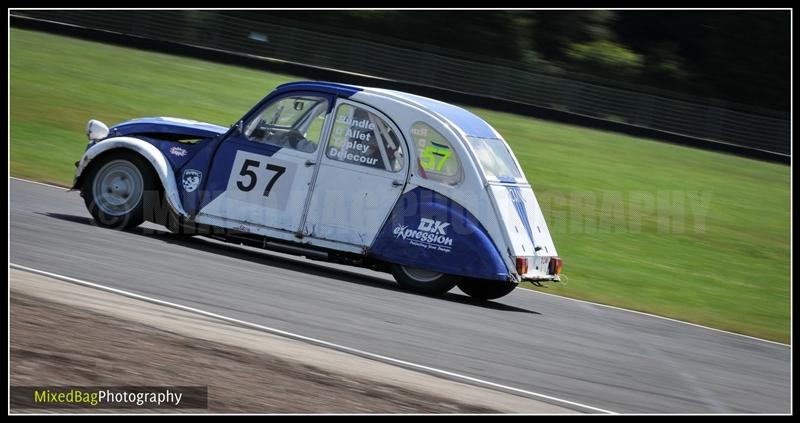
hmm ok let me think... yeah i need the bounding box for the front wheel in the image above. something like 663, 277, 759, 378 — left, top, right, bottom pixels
389, 264, 459, 296
457, 278, 517, 301
82, 152, 154, 230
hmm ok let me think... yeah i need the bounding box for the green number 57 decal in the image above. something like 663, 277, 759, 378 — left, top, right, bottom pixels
420, 143, 453, 172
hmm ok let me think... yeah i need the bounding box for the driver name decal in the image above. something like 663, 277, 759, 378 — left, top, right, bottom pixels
327, 140, 378, 166
328, 116, 378, 166
326, 105, 393, 170
393, 218, 453, 253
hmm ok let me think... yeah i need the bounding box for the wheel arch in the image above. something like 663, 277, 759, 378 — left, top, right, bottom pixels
74, 137, 188, 217
370, 187, 510, 281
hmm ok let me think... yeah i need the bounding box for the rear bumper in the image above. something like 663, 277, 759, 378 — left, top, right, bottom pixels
521, 274, 560, 282
512, 255, 562, 283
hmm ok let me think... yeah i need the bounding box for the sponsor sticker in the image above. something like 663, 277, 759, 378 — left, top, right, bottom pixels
169, 146, 188, 157
393, 218, 453, 253
182, 169, 202, 193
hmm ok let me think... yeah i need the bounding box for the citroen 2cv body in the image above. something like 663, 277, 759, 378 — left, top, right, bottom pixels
74, 81, 562, 300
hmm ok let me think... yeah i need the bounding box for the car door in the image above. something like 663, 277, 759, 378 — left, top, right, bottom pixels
302, 99, 409, 248
195, 93, 333, 235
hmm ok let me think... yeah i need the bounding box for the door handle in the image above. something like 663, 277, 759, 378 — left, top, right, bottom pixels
391, 180, 404, 187
304, 160, 316, 167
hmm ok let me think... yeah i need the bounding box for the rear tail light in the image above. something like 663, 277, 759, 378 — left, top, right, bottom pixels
549, 257, 564, 275
515, 257, 529, 275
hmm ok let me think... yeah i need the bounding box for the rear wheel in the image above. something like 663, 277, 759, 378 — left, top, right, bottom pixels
457, 278, 517, 301
390, 264, 459, 296
82, 152, 154, 230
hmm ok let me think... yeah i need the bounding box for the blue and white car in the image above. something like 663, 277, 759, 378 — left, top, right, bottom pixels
74, 81, 562, 300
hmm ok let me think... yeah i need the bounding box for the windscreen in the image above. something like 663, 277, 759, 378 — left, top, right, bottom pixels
466, 136, 522, 180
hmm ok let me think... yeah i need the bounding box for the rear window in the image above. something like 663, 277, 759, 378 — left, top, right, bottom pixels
467, 136, 522, 180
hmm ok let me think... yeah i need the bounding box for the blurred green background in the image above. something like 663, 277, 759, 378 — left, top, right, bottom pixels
10, 29, 790, 342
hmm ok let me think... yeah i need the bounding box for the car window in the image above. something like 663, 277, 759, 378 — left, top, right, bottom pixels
467, 136, 522, 180
326, 103, 405, 172
410, 122, 462, 185
244, 95, 329, 153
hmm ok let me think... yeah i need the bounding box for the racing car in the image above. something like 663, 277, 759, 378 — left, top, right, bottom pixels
73, 81, 562, 300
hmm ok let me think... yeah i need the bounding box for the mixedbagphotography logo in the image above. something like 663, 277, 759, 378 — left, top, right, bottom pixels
10, 386, 208, 409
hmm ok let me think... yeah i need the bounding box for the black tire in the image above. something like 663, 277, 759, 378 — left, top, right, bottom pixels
389, 264, 460, 296
457, 278, 518, 301
82, 151, 156, 230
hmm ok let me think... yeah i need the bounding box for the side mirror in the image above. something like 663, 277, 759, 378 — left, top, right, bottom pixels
235, 120, 244, 134
86, 119, 109, 142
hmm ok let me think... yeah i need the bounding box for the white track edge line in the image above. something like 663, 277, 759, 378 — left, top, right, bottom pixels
519, 287, 789, 347
11, 176, 785, 348
10, 176, 69, 190
9, 263, 615, 414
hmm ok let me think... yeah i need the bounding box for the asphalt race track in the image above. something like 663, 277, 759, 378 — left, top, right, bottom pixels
10, 179, 790, 414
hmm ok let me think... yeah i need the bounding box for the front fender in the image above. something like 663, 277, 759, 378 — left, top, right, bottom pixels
73, 137, 188, 217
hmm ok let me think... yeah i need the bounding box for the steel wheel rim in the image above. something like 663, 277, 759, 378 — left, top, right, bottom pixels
93, 160, 143, 216
401, 265, 443, 283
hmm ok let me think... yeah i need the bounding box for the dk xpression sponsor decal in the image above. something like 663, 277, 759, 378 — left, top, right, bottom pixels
393, 218, 453, 253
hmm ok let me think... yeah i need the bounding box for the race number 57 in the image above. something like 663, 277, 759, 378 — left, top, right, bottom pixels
236, 159, 286, 197
420, 143, 453, 172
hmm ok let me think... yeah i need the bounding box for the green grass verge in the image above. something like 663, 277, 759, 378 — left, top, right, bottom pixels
10, 28, 790, 342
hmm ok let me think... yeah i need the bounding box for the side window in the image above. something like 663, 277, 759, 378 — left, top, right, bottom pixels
410, 122, 462, 185
326, 103, 405, 172
244, 95, 329, 153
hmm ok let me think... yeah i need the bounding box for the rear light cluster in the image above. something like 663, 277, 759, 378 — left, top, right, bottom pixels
548, 257, 564, 275
515, 256, 564, 276
515, 257, 528, 275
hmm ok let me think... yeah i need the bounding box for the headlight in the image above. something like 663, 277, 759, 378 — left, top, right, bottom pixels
86, 119, 109, 142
